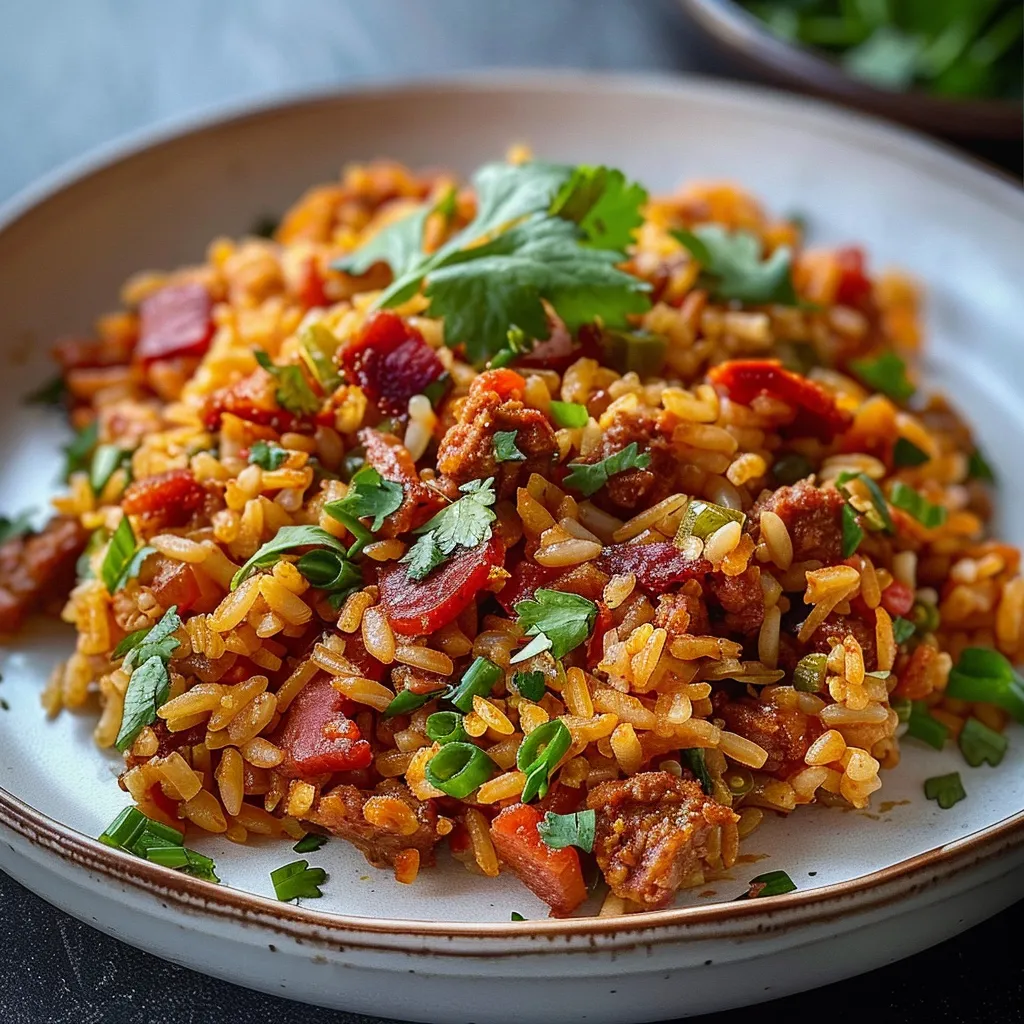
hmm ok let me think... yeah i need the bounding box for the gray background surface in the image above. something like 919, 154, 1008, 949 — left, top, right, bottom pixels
0, 2, 1020, 1022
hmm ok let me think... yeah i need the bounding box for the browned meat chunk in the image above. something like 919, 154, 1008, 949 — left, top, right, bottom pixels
653, 583, 711, 637
587, 772, 738, 909
309, 780, 440, 868
749, 480, 845, 563
0, 517, 87, 634
713, 695, 822, 773
436, 378, 557, 499
359, 427, 446, 537
707, 565, 765, 635
810, 614, 878, 671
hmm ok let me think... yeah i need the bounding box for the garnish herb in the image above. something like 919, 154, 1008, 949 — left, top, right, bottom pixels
600, 329, 668, 377
298, 324, 342, 391
100, 517, 155, 593
910, 599, 940, 634
836, 471, 894, 534
675, 499, 745, 548
115, 606, 182, 672
735, 870, 797, 899
888, 481, 948, 529
446, 656, 503, 713
425, 711, 468, 745
296, 548, 362, 603
563, 442, 651, 498
891, 616, 917, 645
333, 160, 651, 364
0, 509, 34, 544
271, 859, 328, 901
401, 477, 496, 581
425, 742, 496, 799
509, 632, 553, 665
116, 656, 171, 753
293, 834, 328, 854
511, 670, 546, 702
841, 503, 864, 557
537, 809, 597, 853
328, 465, 404, 532
672, 225, 799, 305
90, 444, 131, 495
254, 350, 319, 416
231, 525, 352, 590
549, 400, 589, 429
946, 648, 1024, 723
493, 430, 526, 463
514, 588, 598, 659
892, 437, 929, 467
924, 772, 966, 810
63, 420, 98, 479
958, 716, 1009, 768
792, 653, 828, 693
383, 688, 434, 719
849, 351, 914, 401
682, 748, 714, 795
99, 807, 219, 882
249, 440, 289, 471
906, 701, 949, 750
968, 448, 995, 483
510, 912, 526, 922
516, 719, 572, 802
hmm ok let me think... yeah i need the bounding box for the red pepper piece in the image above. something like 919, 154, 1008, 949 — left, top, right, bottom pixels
587, 601, 615, 667
489, 803, 587, 917
136, 283, 215, 364
379, 534, 505, 636
834, 247, 872, 308
880, 579, 914, 617
121, 468, 205, 525
341, 310, 444, 416
598, 542, 710, 596
707, 359, 851, 442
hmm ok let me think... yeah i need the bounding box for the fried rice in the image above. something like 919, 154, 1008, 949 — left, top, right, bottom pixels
4, 150, 1020, 916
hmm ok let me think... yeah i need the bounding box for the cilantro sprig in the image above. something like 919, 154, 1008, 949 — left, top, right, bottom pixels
537, 809, 596, 853
494, 430, 526, 463
271, 859, 328, 901
514, 588, 597, 659
327, 465, 404, 532
254, 350, 320, 416
563, 442, 651, 497
249, 440, 288, 471
849, 351, 915, 402
100, 517, 155, 594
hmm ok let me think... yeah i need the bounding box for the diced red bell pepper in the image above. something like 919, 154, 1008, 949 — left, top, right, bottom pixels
379, 534, 505, 636
489, 803, 587, 918
707, 359, 851, 442
340, 310, 444, 416
136, 283, 215, 364
121, 468, 206, 526
880, 579, 914, 617
834, 246, 872, 308
597, 542, 710, 596
272, 673, 372, 777
496, 561, 560, 615
297, 256, 329, 309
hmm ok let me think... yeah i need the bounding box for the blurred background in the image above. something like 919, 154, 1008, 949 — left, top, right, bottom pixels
0, 0, 1020, 208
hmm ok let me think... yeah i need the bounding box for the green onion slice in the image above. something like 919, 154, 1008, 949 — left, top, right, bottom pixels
425, 742, 496, 798
446, 656, 502, 713
793, 653, 828, 693
945, 648, 1024, 724
425, 711, 468, 745
840, 504, 864, 558
906, 701, 949, 750
888, 481, 948, 529
516, 719, 571, 802
924, 772, 966, 810
383, 688, 436, 719
958, 716, 1009, 768
549, 400, 589, 429
892, 437, 929, 467
674, 499, 746, 547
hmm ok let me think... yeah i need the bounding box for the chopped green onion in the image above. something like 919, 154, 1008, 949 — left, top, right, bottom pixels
924, 772, 966, 810
837, 472, 894, 534
537, 809, 597, 853
511, 670, 546, 702
968, 448, 995, 483
891, 616, 917, 645
958, 716, 1008, 768
446, 656, 502, 713
510, 911, 526, 922
128, 819, 186, 855
63, 420, 98, 480
90, 444, 129, 495
99, 807, 148, 850
890, 697, 912, 724
425, 711, 468, 745
425, 742, 496, 798
841, 504, 864, 558
724, 766, 754, 798
910, 600, 940, 635
383, 688, 435, 719
509, 632, 553, 665
735, 870, 797, 899
146, 845, 220, 882
297, 324, 342, 391
682, 747, 713, 795
906, 701, 949, 750
892, 437, 929, 467
293, 834, 328, 854
793, 653, 828, 693
771, 452, 813, 485
99, 807, 219, 883
946, 648, 1024, 724
674, 499, 746, 547
849, 351, 914, 402
493, 430, 526, 463
254, 350, 320, 416
517, 719, 572, 803
549, 400, 589, 429
888, 481, 948, 529
271, 859, 328, 901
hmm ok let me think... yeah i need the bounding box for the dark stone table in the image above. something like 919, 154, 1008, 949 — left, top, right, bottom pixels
1, 2, 1020, 1021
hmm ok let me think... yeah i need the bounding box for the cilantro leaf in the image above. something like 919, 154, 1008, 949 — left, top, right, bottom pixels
849, 351, 915, 402
334, 203, 433, 283
119, 606, 183, 673
958, 716, 1008, 768
509, 632, 554, 664
115, 654, 171, 752
891, 616, 917, 645
924, 772, 966, 810
735, 870, 798, 899
537, 809, 596, 853
329, 465, 404, 532
402, 478, 496, 581
514, 588, 597, 659
293, 834, 328, 854
0, 509, 35, 544
549, 165, 647, 250
968, 448, 995, 483
254, 350, 319, 416
249, 440, 288, 471
889, 481, 948, 529
493, 430, 526, 463
893, 437, 929, 467
672, 225, 799, 305
841, 503, 864, 558
232, 525, 353, 589
270, 859, 328, 901
511, 670, 546, 701
563, 442, 651, 497
100, 517, 155, 593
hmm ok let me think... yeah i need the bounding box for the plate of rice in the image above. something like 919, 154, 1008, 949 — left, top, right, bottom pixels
0, 74, 1022, 1023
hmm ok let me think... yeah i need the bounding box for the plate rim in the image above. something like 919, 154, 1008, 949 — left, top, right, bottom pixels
1, 70, 1023, 947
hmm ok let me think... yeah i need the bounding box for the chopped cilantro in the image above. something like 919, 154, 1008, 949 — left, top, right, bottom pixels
968, 448, 995, 483
115, 655, 171, 753
514, 588, 597, 659
892, 437, 930, 467
271, 859, 328, 901
293, 834, 329, 854
672, 225, 799, 305
116, 606, 182, 673
509, 632, 554, 665
63, 420, 98, 480
549, 400, 589, 429
401, 478, 496, 581
841, 503, 864, 558
297, 324, 342, 391
924, 772, 966, 810
248, 440, 289, 471
25, 374, 67, 406
510, 912, 526, 922
958, 716, 1008, 768
99, 517, 154, 593
254, 350, 319, 416
563, 442, 651, 497
891, 616, 917, 645
888, 481, 948, 529
849, 351, 915, 402
537, 809, 596, 853
548, 165, 647, 250
511, 670, 547, 702
494, 430, 526, 463
735, 870, 797, 899
327, 465, 404, 532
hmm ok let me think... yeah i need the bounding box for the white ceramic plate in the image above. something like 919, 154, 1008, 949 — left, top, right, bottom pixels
1, 73, 1023, 1023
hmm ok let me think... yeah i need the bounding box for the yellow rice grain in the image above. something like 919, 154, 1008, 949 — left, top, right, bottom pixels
362, 605, 396, 664
844, 634, 866, 686
759, 510, 793, 570
534, 538, 602, 567
363, 795, 421, 836
603, 573, 636, 610
592, 689, 656, 730
154, 751, 203, 801
166, 711, 212, 733
519, 703, 550, 734
464, 808, 500, 877
215, 748, 245, 817
259, 576, 312, 626
476, 771, 527, 803
757, 604, 782, 669
157, 682, 224, 720
330, 675, 395, 712
227, 691, 278, 745
337, 589, 374, 632
286, 780, 317, 818
182, 789, 228, 833
996, 576, 1024, 652
235, 802, 283, 835
675, 719, 722, 746
208, 675, 269, 731
240, 737, 284, 769
364, 538, 406, 562
395, 644, 454, 676
131, 726, 160, 758
719, 731, 769, 769
376, 749, 415, 778
598, 893, 628, 917
275, 658, 319, 712
875, 606, 896, 672
737, 807, 764, 838
819, 702, 888, 726
563, 668, 594, 718
393, 848, 421, 885
843, 747, 880, 783
462, 712, 488, 738
611, 723, 644, 774
704, 520, 743, 565
472, 696, 515, 735
790, 766, 830, 802
613, 494, 688, 543
209, 576, 260, 632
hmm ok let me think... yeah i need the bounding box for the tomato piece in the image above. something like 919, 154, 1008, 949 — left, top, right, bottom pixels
587, 601, 615, 667
341, 310, 444, 416
489, 803, 587, 917
880, 579, 914, 617
149, 559, 202, 614
707, 359, 851, 442
834, 247, 872, 308
272, 674, 372, 777
122, 468, 205, 526
471, 368, 526, 401
496, 561, 559, 615
136, 283, 215, 364
379, 535, 505, 636
297, 256, 329, 309
202, 369, 305, 433
342, 629, 386, 683
598, 542, 710, 596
